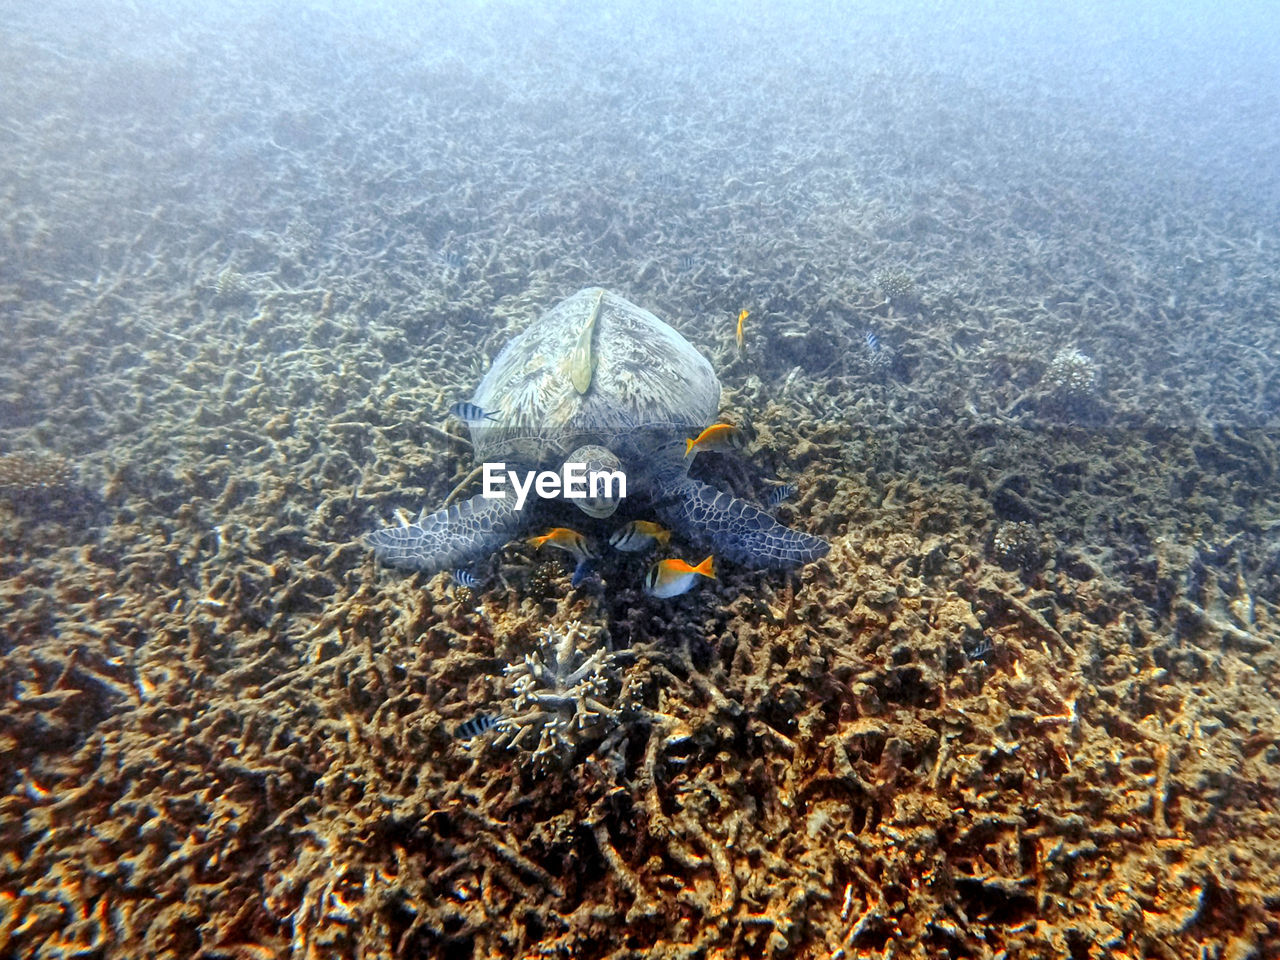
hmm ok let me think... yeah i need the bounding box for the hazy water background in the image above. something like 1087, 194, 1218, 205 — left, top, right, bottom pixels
4, 0, 1278, 427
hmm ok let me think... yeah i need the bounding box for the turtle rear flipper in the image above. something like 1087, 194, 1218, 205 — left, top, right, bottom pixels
366, 493, 526, 573
658, 476, 829, 569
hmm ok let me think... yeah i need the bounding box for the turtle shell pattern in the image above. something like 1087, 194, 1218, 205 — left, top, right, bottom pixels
469, 287, 719, 469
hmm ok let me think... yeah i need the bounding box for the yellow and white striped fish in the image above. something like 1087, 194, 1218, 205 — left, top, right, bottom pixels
644, 555, 716, 598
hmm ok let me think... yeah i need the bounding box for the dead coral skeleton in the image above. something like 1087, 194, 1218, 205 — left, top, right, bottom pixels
493, 620, 624, 774
0, 451, 74, 493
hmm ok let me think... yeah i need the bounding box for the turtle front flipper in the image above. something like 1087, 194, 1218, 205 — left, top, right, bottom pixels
658, 476, 829, 569
366, 493, 527, 573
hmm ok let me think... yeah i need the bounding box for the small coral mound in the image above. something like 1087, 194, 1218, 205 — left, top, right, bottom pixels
524, 559, 561, 603
1043, 347, 1099, 398
874, 268, 917, 306
212, 266, 246, 301
0, 451, 74, 494
990, 520, 1044, 572
494, 620, 623, 774
1039, 347, 1103, 421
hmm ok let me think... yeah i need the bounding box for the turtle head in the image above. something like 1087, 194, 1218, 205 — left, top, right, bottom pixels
567, 444, 624, 518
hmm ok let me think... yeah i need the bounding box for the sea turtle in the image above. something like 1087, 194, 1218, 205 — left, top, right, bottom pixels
366, 287, 829, 573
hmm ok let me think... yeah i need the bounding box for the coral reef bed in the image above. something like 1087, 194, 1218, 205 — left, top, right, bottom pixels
2, 3, 1279, 958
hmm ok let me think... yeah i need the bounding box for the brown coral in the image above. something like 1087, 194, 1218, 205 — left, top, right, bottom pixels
3, 7, 1280, 958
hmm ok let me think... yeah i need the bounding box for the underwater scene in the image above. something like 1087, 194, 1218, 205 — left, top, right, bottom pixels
2, 0, 1279, 957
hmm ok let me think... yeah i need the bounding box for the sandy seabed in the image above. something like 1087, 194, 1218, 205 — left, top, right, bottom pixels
2, 3, 1279, 958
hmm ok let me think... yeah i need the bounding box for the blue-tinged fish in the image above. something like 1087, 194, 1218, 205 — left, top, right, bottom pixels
766, 484, 796, 511
862, 329, 890, 371
678, 254, 697, 271
609, 520, 671, 552
862, 329, 891, 369
455, 713, 498, 739
571, 558, 597, 588
449, 401, 500, 423
453, 569, 480, 589
644, 555, 716, 598
527, 527, 597, 562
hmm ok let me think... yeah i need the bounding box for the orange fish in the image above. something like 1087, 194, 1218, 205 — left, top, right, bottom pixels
526, 527, 596, 561
736, 309, 749, 350
644, 556, 716, 598
685, 423, 746, 458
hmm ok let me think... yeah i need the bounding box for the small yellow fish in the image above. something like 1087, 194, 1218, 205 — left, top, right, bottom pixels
527, 527, 596, 562
735, 309, 749, 350
685, 423, 746, 458
609, 520, 671, 552
644, 555, 716, 598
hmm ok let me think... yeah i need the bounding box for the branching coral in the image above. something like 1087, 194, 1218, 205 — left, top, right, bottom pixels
3, 7, 1280, 958
493, 620, 624, 774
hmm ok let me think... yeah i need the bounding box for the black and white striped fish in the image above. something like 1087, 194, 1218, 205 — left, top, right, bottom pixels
609, 520, 670, 552
454, 713, 499, 740
862, 329, 890, 369
449, 401, 499, 423
965, 637, 993, 662
453, 569, 480, 589
766, 484, 796, 511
